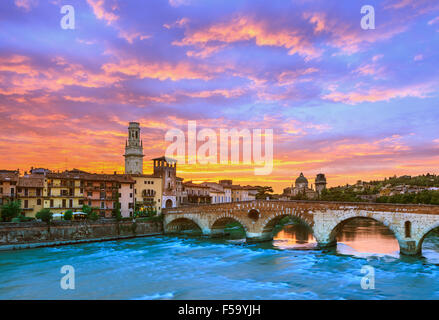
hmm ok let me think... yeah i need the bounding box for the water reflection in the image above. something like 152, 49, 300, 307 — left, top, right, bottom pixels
336, 219, 399, 257
273, 219, 400, 257
273, 224, 316, 250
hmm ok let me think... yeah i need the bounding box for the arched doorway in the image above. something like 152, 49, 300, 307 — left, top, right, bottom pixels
331, 217, 399, 257
165, 199, 173, 208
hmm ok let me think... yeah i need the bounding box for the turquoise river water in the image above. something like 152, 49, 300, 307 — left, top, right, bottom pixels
0, 219, 438, 300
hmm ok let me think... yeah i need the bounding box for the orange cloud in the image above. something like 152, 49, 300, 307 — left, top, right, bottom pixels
102, 59, 220, 81
86, 0, 119, 25
173, 17, 322, 60
322, 83, 434, 104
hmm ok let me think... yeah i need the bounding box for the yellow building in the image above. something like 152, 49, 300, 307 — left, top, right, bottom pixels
45, 172, 86, 215
17, 176, 45, 217
130, 174, 163, 216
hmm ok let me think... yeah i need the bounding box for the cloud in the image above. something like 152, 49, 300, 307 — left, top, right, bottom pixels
86, 0, 119, 25
14, 0, 38, 11
322, 83, 435, 104
173, 16, 322, 60
428, 16, 439, 25
169, 0, 192, 7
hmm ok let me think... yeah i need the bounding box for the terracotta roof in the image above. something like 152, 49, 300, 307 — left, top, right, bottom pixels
129, 174, 162, 179
0, 172, 19, 182
46, 171, 134, 183
183, 181, 210, 188
18, 177, 44, 188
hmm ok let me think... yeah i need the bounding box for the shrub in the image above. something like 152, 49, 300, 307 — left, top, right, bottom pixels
87, 211, 99, 221
36, 208, 53, 224
64, 210, 73, 221
0, 200, 21, 222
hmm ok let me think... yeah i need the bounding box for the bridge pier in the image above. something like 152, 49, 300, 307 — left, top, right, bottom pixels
398, 239, 421, 256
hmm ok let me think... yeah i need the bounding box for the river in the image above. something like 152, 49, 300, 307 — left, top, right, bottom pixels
0, 219, 438, 300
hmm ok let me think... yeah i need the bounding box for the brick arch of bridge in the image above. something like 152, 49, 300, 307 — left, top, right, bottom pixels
312, 211, 404, 251
261, 212, 313, 233
244, 208, 315, 242
415, 220, 439, 255
164, 216, 207, 234
209, 214, 249, 237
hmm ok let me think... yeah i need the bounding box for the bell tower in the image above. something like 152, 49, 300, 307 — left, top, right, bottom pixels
124, 122, 144, 174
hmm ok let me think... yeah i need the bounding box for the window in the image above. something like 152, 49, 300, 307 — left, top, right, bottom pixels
24, 200, 28, 208
50, 199, 54, 208
37, 199, 41, 205
405, 221, 411, 238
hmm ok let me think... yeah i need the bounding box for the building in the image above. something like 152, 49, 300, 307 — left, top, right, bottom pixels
315, 174, 327, 195
124, 122, 144, 175
130, 174, 163, 215
243, 186, 259, 200
45, 170, 135, 218
282, 173, 327, 200
152, 156, 178, 208
201, 182, 226, 204
16, 175, 45, 217
0, 170, 19, 206
183, 181, 211, 204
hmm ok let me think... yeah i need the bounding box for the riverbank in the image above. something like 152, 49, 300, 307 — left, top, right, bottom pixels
0, 219, 163, 251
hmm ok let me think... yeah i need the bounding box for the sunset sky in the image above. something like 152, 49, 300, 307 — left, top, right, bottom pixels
0, 0, 438, 193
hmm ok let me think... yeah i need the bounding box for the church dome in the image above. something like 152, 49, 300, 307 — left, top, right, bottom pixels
295, 172, 308, 184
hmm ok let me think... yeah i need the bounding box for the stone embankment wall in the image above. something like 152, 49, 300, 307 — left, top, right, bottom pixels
0, 219, 163, 250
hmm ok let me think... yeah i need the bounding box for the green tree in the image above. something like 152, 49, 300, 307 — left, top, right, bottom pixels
0, 200, 21, 222
112, 199, 122, 221
82, 205, 100, 221
36, 208, 53, 238
64, 210, 73, 221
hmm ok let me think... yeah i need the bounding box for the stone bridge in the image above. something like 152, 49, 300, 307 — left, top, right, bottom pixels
163, 200, 439, 256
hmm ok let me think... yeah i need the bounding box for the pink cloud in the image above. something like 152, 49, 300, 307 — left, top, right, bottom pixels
323, 83, 435, 104
173, 16, 322, 60
14, 0, 37, 11
86, 0, 119, 25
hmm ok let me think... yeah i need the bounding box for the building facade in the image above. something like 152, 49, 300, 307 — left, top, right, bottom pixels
130, 174, 163, 215
282, 173, 327, 200
153, 156, 178, 208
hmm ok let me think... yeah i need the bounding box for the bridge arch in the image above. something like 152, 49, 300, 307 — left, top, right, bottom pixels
415, 221, 439, 255
210, 214, 249, 238
165, 217, 204, 234
325, 216, 402, 252
250, 211, 314, 243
